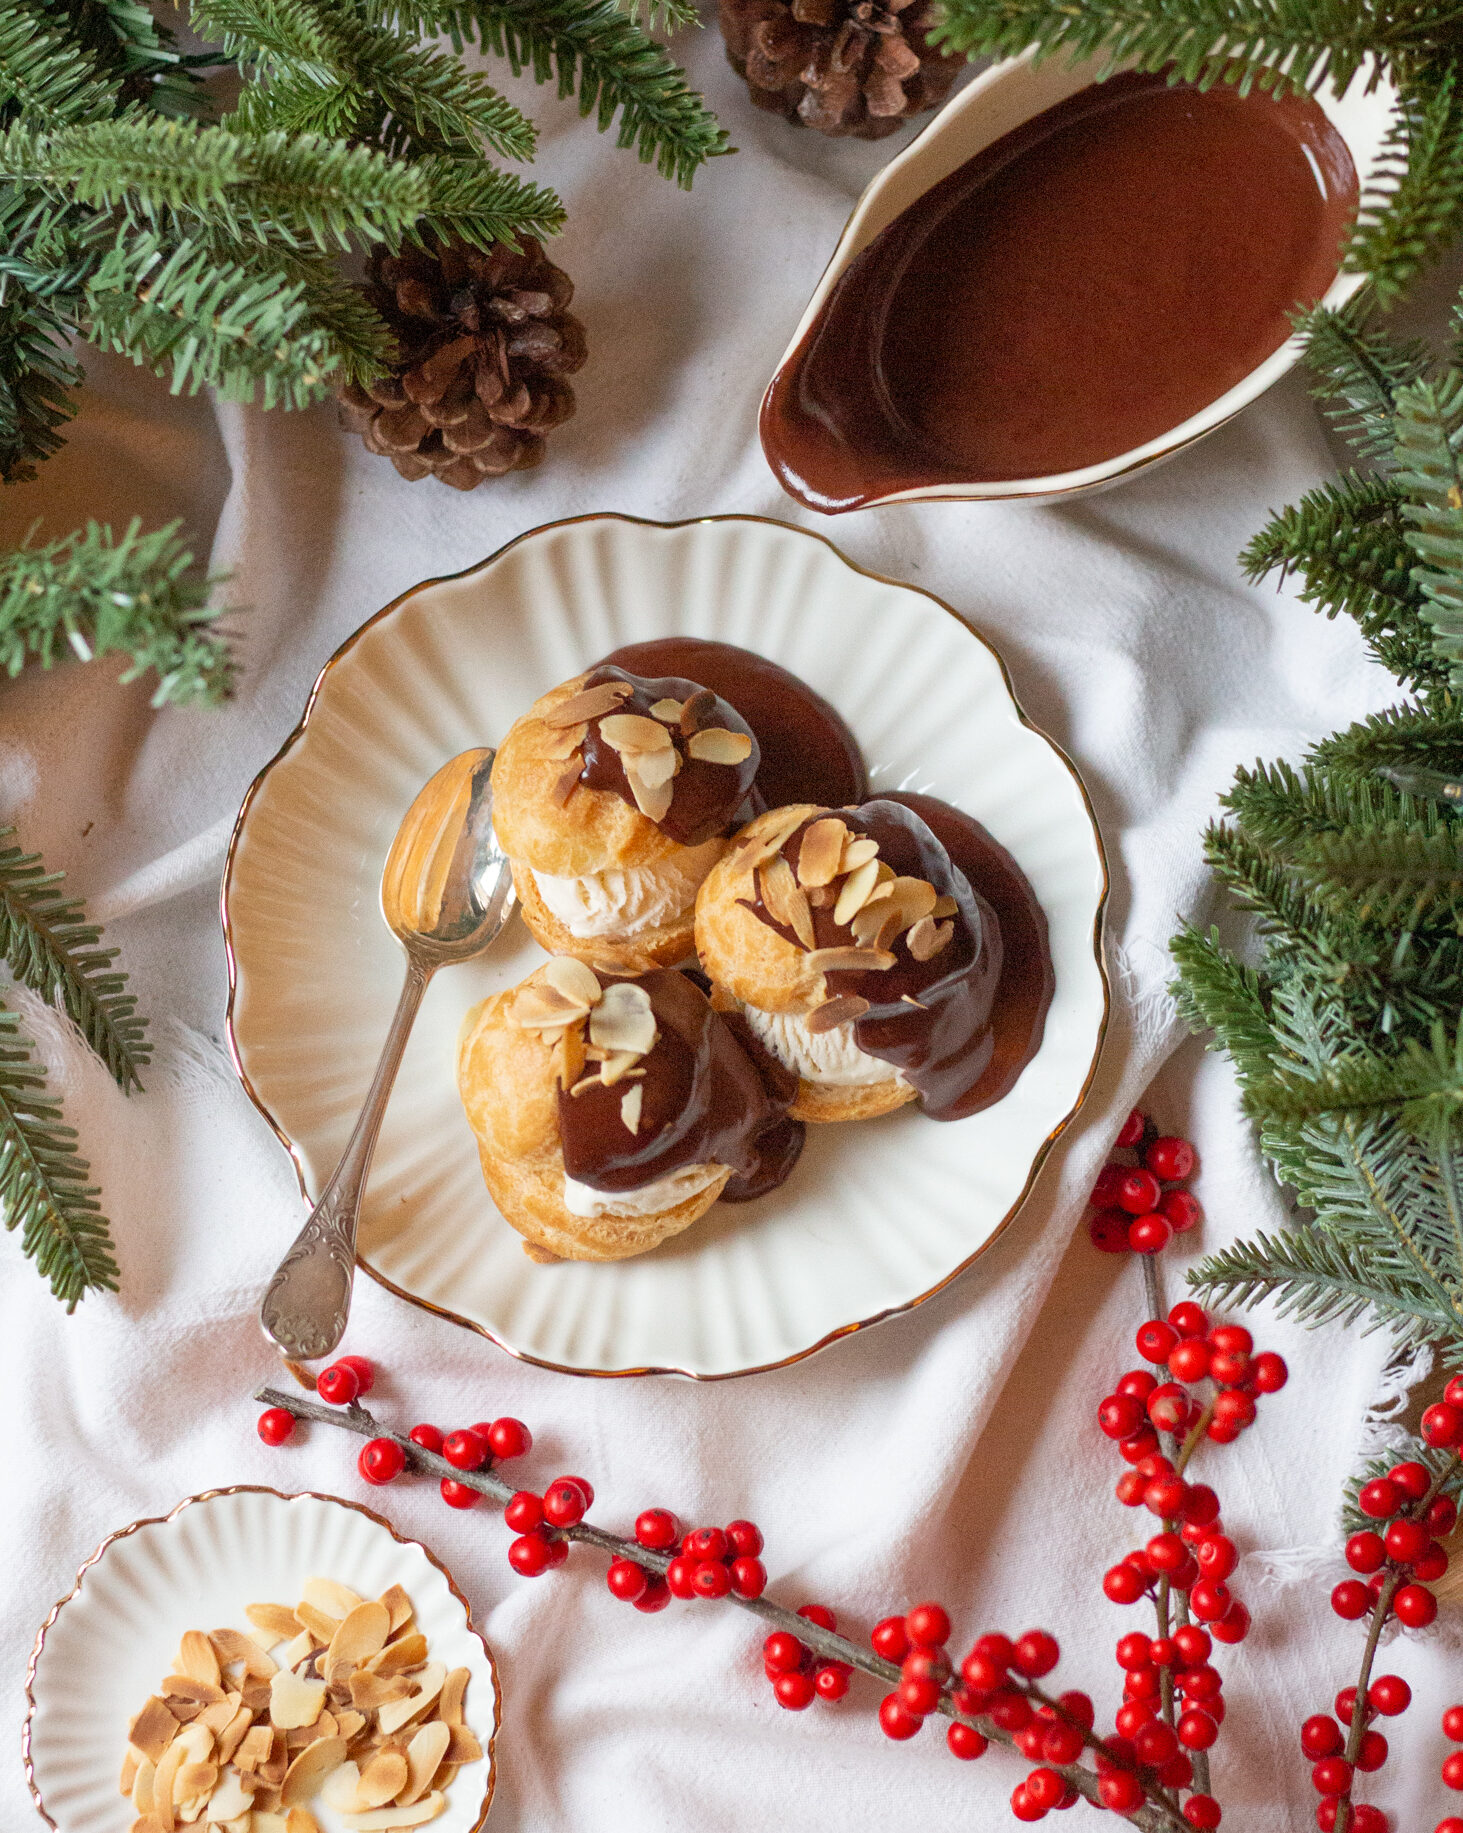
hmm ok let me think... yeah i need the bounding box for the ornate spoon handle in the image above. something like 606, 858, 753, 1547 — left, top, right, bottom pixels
260, 954, 434, 1361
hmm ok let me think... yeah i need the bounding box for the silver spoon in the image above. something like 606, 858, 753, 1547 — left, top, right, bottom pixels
260, 747, 514, 1362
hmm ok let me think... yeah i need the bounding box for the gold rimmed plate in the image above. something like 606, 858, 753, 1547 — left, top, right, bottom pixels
222, 514, 1109, 1378
24, 1487, 500, 1833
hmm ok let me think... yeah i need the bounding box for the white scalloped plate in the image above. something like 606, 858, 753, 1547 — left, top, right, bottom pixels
223, 514, 1108, 1378
24, 1487, 499, 1833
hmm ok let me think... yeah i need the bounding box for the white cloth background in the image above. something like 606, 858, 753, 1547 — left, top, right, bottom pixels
3, 27, 1460, 1831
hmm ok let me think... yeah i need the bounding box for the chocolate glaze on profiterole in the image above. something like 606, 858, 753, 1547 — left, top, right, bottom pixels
599, 637, 868, 811
558, 969, 805, 1202
576, 666, 759, 848
762, 70, 1359, 511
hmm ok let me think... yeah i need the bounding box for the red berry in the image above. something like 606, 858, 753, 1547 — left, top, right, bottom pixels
1368, 1675, 1410, 1717
1168, 1338, 1212, 1382
692, 1560, 731, 1599
335, 1354, 375, 1394
1146, 1532, 1186, 1574
442, 1429, 487, 1471
635, 1508, 680, 1550
1184, 1798, 1221, 1830
763, 1630, 804, 1672
1190, 1580, 1231, 1622
1197, 1535, 1237, 1581
1129, 1213, 1173, 1255
1302, 1716, 1343, 1759
1336, 1687, 1360, 1724
409, 1423, 444, 1453
1145, 1474, 1188, 1517
439, 1477, 477, 1509
773, 1670, 815, 1711
814, 1663, 850, 1701
898, 1674, 942, 1717
1010, 1784, 1044, 1823
1211, 1602, 1251, 1644
1346, 1531, 1385, 1574
257, 1408, 295, 1446
1394, 1582, 1437, 1628
1118, 1169, 1162, 1214
1012, 1629, 1059, 1677
1092, 1164, 1129, 1208
508, 1532, 555, 1576
947, 1722, 987, 1760
1331, 1580, 1371, 1620
1115, 1632, 1151, 1670
1385, 1517, 1430, 1564
1443, 1704, 1463, 1742
1437, 1820, 1463, 1833
1389, 1461, 1431, 1500
315, 1363, 359, 1406
1043, 1721, 1084, 1764
1355, 1729, 1388, 1772
1446, 1751, 1463, 1791
1169, 1301, 1208, 1338
989, 1691, 1034, 1732
1119, 1429, 1161, 1464
1115, 1470, 1147, 1507
1210, 1350, 1253, 1387
1161, 1189, 1203, 1233
486, 1417, 532, 1460
633, 1576, 670, 1614
686, 1526, 727, 1563
1351, 1810, 1386, 1833
1448, 1374, 1463, 1405
1116, 1109, 1146, 1148
905, 1602, 951, 1648
1089, 1210, 1132, 1253
1213, 1389, 1257, 1429
1422, 1401, 1463, 1448
1173, 1625, 1211, 1664
1025, 1768, 1065, 1812
1099, 1772, 1145, 1812
960, 1651, 1003, 1692
1311, 1757, 1353, 1796
878, 1694, 921, 1740
1104, 1564, 1147, 1604
606, 1558, 648, 1602
1135, 1720, 1178, 1767
665, 1556, 697, 1598
1137, 1319, 1179, 1363
1316, 1805, 1340, 1833
902, 1646, 951, 1686
1148, 1385, 1189, 1433
501, 1491, 541, 1534
1358, 1478, 1402, 1519
1429, 1495, 1458, 1535
730, 1556, 766, 1598
725, 1519, 763, 1558
1178, 1664, 1222, 1702
1098, 1394, 1145, 1439
1124, 1665, 1160, 1700
358, 1437, 404, 1485
542, 1478, 590, 1528
871, 1616, 910, 1663
1146, 1136, 1196, 1181
1178, 1710, 1219, 1750
1116, 1701, 1155, 1737
1255, 1350, 1293, 1392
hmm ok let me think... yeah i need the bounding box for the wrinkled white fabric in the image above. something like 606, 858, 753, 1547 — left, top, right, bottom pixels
3, 28, 1461, 1833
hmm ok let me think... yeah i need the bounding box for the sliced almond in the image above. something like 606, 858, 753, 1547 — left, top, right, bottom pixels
839, 835, 879, 874
321, 1762, 363, 1813
211, 1629, 277, 1679
293, 1602, 342, 1646
152, 1737, 189, 1832
686, 726, 752, 766
327, 1601, 391, 1673
598, 712, 672, 754
286, 1812, 324, 1833
437, 1669, 469, 1730
377, 1587, 415, 1637
882, 876, 938, 926
805, 946, 896, 974
342, 1793, 444, 1830
241, 1677, 273, 1715
234, 1725, 274, 1774
832, 857, 880, 926
176, 1762, 219, 1802
544, 679, 633, 727
679, 689, 718, 734
807, 885, 835, 907
538, 721, 586, 760
350, 1672, 414, 1713
247, 1605, 301, 1645
163, 1678, 227, 1706
259, 1728, 289, 1789
301, 1579, 362, 1620
549, 761, 580, 807
619, 1084, 643, 1135
634, 744, 680, 789
588, 981, 657, 1058
335, 1710, 366, 1741
931, 893, 958, 919
179, 1632, 222, 1689
553, 1021, 586, 1091
253, 1815, 289, 1833
121, 1747, 142, 1795
217, 1704, 254, 1767
648, 697, 683, 723
354, 1748, 410, 1808
129, 1817, 167, 1833
544, 957, 601, 1008
279, 1632, 314, 1670
399, 1722, 450, 1807
795, 818, 847, 888
444, 1726, 482, 1765
377, 1664, 445, 1736
131, 1698, 181, 1763
215, 1817, 252, 1833
203, 1771, 252, 1825
734, 805, 812, 871
622, 762, 673, 824
906, 915, 954, 961
850, 901, 903, 952
509, 983, 591, 1031
806, 994, 871, 1034
270, 1668, 326, 1731
367, 1634, 428, 1678
281, 1736, 348, 1808
758, 854, 815, 949
197, 1697, 241, 1736
133, 1756, 157, 1816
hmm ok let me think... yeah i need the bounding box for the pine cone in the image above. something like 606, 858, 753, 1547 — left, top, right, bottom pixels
337, 234, 587, 490
718, 0, 961, 139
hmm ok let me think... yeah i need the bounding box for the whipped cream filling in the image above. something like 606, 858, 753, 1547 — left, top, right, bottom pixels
531, 838, 724, 939
739, 1003, 900, 1087
561, 1161, 725, 1218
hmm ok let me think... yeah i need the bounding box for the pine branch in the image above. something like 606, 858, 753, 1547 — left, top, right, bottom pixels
1346, 68, 1463, 306
1289, 824, 1463, 927
1392, 373, 1463, 684
923, 0, 1461, 96
1297, 304, 1431, 465
1220, 756, 1427, 853
0, 827, 149, 1091
1244, 1020, 1463, 1127
1312, 699, 1463, 781
0, 516, 230, 704
0, 288, 82, 484
0, 1001, 117, 1308
0, 0, 119, 125
1169, 922, 1279, 1085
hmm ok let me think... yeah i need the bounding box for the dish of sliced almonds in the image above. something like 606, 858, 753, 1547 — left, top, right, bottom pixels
121, 1578, 480, 1833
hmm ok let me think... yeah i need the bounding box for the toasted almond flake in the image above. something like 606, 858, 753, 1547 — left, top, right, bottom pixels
850, 902, 903, 952
679, 690, 718, 735
377, 1587, 414, 1637
301, 1579, 362, 1621
215, 1817, 251, 1833
619, 1084, 643, 1134
130, 1817, 167, 1833
544, 680, 632, 727
335, 1710, 366, 1742
253, 1816, 289, 1833
736, 806, 812, 871
648, 697, 683, 723
588, 981, 657, 1058
286, 1812, 323, 1833
270, 1669, 326, 1732
544, 957, 601, 1008
177, 1762, 219, 1801
839, 835, 879, 873
133, 1756, 157, 1816
164, 1678, 227, 1706
553, 1018, 588, 1093
122, 1747, 142, 1795
599, 712, 673, 754
153, 1736, 189, 1831
686, 726, 752, 766
601, 1050, 646, 1088
354, 1749, 410, 1809
804, 946, 896, 974
198, 1698, 241, 1737
538, 721, 586, 761
349, 1672, 414, 1712
931, 893, 958, 918
327, 1601, 391, 1673
259, 1729, 289, 1789
280, 1737, 347, 1808
211, 1630, 277, 1679
180, 1633, 222, 1689
634, 744, 680, 789
443, 1726, 482, 1766
293, 1602, 343, 1645
900, 993, 927, 1008
132, 1698, 181, 1763
807, 885, 835, 907
376, 1664, 445, 1737
437, 1670, 469, 1731
342, 1792, 445, 1831
203, 1771, 252, 1824
906, 915, 953, 961
322, 1763, 363, 1812
795, 818, 847, 888
509, 984, 590, 1032
549, 761, 580, 807
883, 876, 938, 924
566, 1071, 603, 1098
805, 994, 871, 1034
759, 854, 815, 949
623, 762, 673, 824
832, 857, 880, 926
217, 1706, 254, 1767
399, 1723, 449, 1807
234, 1727, 274, 1775
246, 1606, 301, 1645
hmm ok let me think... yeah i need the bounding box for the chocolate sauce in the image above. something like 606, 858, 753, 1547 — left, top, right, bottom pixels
761, 71, 1359, 511
577, 666, 758, 848
558, 969, 805, 1200
598, 637, 868, 811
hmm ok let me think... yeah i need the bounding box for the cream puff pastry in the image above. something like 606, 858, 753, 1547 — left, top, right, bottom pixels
695, 800, 1004, 1123
491, 667, 760, 967
457, 957, 802, 1261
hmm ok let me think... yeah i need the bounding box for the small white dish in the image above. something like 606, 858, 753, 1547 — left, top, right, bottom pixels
222, 513, 1109, 1378
762, 50, 1397, 509
24, 1487, 499, 1833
